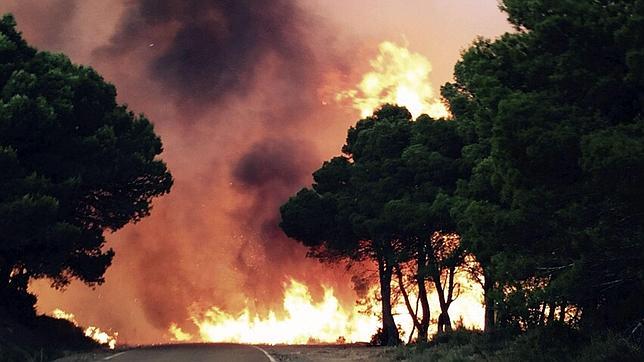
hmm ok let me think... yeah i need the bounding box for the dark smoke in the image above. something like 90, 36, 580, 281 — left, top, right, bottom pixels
233, 138, 314, 190
3, 0, 360, 342
232, 137, 318, 249
94, 0, 331, 328
232, 138, 321, 307
97, 0, 312, 114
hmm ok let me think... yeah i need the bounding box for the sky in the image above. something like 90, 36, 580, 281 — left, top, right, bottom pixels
0, 0, 511, 344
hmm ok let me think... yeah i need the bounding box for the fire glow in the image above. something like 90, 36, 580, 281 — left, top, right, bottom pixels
169, 275, 484, 345
165, 42, 479, 345
42, 39, 475, 346
172, 279, 379, 344
51, 308, 118, 349
337, 41, 450, 119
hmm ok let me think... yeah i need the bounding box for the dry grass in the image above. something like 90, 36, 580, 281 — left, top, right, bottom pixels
264, 344, 399, 362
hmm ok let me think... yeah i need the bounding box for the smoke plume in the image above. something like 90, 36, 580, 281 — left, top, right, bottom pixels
2, 0, 360, 343
97, 0, 314, 116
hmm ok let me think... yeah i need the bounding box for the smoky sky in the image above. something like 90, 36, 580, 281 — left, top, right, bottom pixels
232, 137, 320, 288
0, 0, 514, 344
2, 0, 78, 52
1, 0, 363, 342
233, 138, 313, 189
98, 0, 312, 114
93, 0, 336, 336
233, 137, 318, 249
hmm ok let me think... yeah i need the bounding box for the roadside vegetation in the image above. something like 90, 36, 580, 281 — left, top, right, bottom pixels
390, 326, 643, 361
0, 310, 100, 361
0, 13, 172, 361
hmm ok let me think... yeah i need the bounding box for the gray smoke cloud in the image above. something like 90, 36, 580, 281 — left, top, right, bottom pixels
2, 0, 360, 342
91, 0, 345, 331
97, 0, 313, 115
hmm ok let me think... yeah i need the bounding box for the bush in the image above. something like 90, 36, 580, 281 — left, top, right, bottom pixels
430, 327, 484, 346
574, 332, 643, 362
398, 328, 492, 361
0, 309, 101, 362
490, 324, 581, 362
33, 316, 99, 351
488, 325, 643, 362
390, 325, 643, 361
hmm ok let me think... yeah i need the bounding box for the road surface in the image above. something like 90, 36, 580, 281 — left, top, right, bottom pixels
63, 344, 276, 362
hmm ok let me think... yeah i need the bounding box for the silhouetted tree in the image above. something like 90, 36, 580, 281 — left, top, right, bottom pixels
378, 115, 469, 338
444, 0, 644, 331
286, 0, 644, 342
0, 14, 173, 317
281, 105, 415, 345
281, 106, 472, 343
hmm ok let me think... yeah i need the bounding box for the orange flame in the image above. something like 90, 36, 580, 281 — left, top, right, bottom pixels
169, 323, 193, 342
170, 274, 484, 344
84, 326, 118, 350
337, 41, 449, 119
51, 308, 118, 349
393, 270, 485, 337
188, 279, 378, 344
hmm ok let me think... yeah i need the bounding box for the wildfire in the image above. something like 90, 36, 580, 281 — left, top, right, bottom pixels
394, 270, 485, 337
169, 276, 483, 345
51, 308, 76, 321
170, 279, 379, 344
337, 41, 449, 119
50, 308, 118, 349
169, 323, 193, 341
85, 326, 118, 350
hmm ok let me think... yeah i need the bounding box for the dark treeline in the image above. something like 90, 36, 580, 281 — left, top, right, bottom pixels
280, 0, 644, 351
0, 14, 172, 359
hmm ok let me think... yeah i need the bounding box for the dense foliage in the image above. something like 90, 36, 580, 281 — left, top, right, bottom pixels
446, 0, 644, 331
281, 106, 470, 345
0, 14, 173, 318
281, 0, 644, 347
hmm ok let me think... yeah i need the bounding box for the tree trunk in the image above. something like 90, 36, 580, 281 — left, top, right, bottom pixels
431, 267, 454, 334
438, 312, 452, 333
395, 265, 422, 335
379, 258, 400, 345
416, 273, 430, 342
416, 252, 431, 343
483, 271, 495, 333
442, 265, 457, 333
435, 288, 452, 333
407, 294, 420, 344
433, 277, 445, 334
395, 257, 431, 344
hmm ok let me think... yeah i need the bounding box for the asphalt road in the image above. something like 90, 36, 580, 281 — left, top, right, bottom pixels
81, 344, 276, 362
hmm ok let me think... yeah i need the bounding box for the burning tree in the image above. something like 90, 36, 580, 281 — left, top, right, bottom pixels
280, 105, 412, 345
0, 14, 173, 319
280, 105, 473, 344
378, 113, 469, 339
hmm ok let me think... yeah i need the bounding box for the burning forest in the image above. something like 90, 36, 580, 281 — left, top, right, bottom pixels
0, 0, 508, 347
4, 1, 641, 361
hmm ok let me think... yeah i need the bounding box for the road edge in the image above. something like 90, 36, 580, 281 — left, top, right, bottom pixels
103, 351, 127, 360
251, 345, 277, 362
